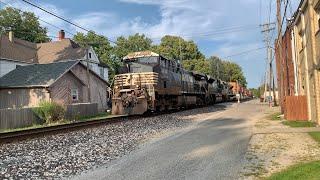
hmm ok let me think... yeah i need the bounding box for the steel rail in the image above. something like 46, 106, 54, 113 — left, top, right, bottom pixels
0, 115, 130, 144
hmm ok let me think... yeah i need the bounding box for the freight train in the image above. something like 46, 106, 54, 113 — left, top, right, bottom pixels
112, 51, 235, 115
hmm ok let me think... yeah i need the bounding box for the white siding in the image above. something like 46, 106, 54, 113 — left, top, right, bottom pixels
0, 60, 29, 78
80, 61, 109, 82
104, 67, 109, 81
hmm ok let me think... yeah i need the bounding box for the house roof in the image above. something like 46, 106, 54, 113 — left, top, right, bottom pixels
0, 34, 87, 64
0, 35, 38, 63
37, 39, 86, 64
0, 60, 78, 88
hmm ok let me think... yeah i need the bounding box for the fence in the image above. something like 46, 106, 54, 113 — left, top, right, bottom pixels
0, 103, 98, 130
284, 96, 308, 121
0, 107, 36, 130
65, 103, 98, 120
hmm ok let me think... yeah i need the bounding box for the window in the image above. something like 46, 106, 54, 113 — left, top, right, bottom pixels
88, 52, 92, 59
71, 88, 79, 101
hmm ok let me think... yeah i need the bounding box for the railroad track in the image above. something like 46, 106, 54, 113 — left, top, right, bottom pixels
0, 115, 130, 144
0, 102, 235, 144
0, 110, 176, 144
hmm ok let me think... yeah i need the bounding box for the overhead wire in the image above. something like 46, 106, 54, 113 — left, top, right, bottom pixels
222, 46, 266, 59
2, 0, 268, 62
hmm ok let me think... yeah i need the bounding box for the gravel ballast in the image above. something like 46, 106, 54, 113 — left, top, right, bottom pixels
0, 106, 224, 179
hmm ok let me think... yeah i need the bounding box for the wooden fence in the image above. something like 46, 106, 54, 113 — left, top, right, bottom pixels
284, 96, 308, 121
0, 103, 98, 130
65, 103, 98, 120
0, 108, 36, 130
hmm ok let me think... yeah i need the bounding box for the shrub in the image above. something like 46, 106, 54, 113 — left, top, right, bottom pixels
33, 101, 66, 124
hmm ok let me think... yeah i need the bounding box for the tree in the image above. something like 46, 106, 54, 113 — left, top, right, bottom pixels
249, 88, 260, 98
154, 35, 205, 61
182, 59, 210, 75
0, 7, 49, 43
207, 56, 226, 79
222, 61, 247, 87
113, 33, 153, 61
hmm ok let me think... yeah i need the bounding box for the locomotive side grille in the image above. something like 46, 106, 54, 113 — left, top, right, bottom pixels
114, 72, 159, 88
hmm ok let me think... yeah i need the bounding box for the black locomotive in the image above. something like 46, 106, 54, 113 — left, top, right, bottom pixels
112, 51, 233, 115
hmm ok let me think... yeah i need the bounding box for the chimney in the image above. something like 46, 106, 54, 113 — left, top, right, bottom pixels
58, 30, 65, 40
8, 31, 14, 43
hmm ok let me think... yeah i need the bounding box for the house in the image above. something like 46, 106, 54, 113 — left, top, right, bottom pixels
0, 31, 36, 77
0, 60, 109, 111
275, 0, 320, 122
275, 25, 296, 113
0, 30, 109, 81
292, 0, 320, 122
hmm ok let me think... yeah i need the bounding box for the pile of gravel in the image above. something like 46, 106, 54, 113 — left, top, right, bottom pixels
0, 106, 221, 179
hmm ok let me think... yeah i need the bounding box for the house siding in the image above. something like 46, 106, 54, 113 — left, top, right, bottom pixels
49, 72, 86, 105
292, 0, 320, 123
0, 59, 29, 78
71, 64, 109, 111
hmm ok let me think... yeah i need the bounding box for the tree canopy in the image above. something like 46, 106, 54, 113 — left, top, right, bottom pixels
113, 33, 153, 61
154, 35, 205, 61
0, 7, 49, 43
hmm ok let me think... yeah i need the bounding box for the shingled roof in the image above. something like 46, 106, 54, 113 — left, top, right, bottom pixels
0, 35, 38, 63
0, 60, 79, 88
37, 39, 86, 64
0, 34, 86, 64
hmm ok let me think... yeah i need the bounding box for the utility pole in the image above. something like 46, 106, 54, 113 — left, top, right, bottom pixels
86, 46, 91, 103
260, 22, 276, 106
275, 0, 283, 107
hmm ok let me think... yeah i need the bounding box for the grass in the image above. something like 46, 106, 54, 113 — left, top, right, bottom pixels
282, 121, 316, 128
268, 112, 282, 121
308, 132, 320, 143
267, 161, 320, 180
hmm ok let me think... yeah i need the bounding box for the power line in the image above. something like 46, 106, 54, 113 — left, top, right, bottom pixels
222, 46, 266, 59
20, 0, 118, 44
21, 0, 89, 32
0, 0, 75, 36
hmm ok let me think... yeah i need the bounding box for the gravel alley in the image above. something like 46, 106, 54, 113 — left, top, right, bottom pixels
74, 101, 265, 180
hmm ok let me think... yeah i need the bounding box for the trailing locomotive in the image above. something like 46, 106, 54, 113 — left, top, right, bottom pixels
112, 51, 232, 115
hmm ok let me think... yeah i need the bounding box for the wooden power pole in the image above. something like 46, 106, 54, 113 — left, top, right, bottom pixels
260, 22, 275, 106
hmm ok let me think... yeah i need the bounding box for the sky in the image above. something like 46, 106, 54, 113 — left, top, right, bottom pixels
1, 0, 300, 88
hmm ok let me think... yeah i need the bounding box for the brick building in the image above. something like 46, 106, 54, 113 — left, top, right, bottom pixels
275, 25, 296, 113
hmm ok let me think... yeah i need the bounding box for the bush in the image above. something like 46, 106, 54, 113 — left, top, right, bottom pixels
33, 101, 66, 124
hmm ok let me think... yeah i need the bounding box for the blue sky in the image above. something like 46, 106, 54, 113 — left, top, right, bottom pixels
1, 0, 300, 88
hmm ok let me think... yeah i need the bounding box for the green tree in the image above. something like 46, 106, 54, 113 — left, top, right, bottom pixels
249, 88, 260, 98
222, 61, 247, 87
113, 33, 153, 61
0, 7, 49, 43
207, 56, 226, 79
154, 35, 205, 61
182, 59, 210, 75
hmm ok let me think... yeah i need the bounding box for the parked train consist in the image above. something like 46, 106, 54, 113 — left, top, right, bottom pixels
112, 51, 234, 115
